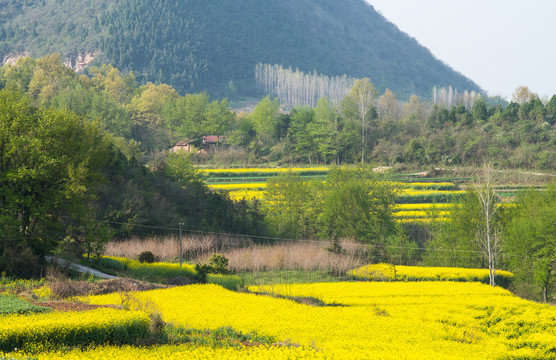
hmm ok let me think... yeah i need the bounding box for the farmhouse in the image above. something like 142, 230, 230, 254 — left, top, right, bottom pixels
170, 136, 227, 154
170, 139, 196, 153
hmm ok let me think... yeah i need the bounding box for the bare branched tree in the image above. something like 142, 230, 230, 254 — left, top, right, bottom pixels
255, 63, 355, 109
473, 163, 501, 287
432, 86, 479, 110
349, 78, 377, 165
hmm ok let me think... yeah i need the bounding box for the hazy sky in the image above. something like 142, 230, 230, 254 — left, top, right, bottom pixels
366, 0, 556, 100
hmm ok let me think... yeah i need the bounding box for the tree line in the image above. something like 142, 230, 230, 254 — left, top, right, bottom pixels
242, 83, 554, 170
1, 54, 553, 170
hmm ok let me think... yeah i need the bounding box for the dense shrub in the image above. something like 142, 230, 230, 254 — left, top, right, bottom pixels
194, 264, 211, 284
139, 251, 156, 264
208, 254, 229, 275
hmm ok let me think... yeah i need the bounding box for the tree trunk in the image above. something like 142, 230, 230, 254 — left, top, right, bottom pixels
361, 117, 365, 166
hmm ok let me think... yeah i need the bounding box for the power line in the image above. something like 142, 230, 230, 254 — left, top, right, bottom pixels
4, 216, 552, 262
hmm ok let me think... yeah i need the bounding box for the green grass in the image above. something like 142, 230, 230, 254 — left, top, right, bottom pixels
100, 257, 243, 290
163, 325, 276, 348
237, 269, 347, 286
0, 295, 51, 316
206, 274, 243, 291
79, 258, 121, 277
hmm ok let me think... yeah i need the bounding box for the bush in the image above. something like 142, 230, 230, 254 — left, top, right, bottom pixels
194, 264, 211, 283
208, 254, 229, 274
139, 251, 156, 264
0, 246, 40, 278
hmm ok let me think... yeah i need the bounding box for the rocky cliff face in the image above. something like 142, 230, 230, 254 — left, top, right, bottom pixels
63, 52, 96, 72
3, 52, 30, 65
2, 51, 96, 72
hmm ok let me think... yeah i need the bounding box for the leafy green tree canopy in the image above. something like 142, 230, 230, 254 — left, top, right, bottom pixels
0, 89, 109, 276
504, 185, 556, 302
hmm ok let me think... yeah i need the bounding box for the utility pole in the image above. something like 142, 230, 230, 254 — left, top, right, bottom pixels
178, 222, 184, 267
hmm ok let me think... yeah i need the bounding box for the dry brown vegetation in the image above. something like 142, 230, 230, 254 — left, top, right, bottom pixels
105, 235, 254, 261
105, 235, 366, 274
209, 241, 365, 273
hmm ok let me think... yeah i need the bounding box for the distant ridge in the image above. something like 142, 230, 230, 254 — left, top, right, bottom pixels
0, 0, 482, 99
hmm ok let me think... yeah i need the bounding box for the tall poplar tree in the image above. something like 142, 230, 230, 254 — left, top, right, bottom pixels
348, 78, 377, 165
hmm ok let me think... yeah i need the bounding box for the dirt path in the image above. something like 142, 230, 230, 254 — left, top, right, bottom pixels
46, 256, 117, 279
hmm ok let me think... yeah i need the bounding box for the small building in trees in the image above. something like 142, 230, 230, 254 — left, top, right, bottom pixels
170, 139, 196, 153
202, 135, 227, 153
171, 136, 227, 154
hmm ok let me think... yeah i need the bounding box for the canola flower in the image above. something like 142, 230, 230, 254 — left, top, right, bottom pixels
227, 190, 265, 201
390, 182, 457, 190
0, 278, 45, 295
347, 263, 514, 284
393, 203, 455, 210
392, 210, 451, 218
202, 167, 329, 176
0, 308, 150, 353
81, 282, 556, 359
203, 167, 330, 173
208, 182, 267, 191
224, 185, 463, 204
5, 343, 330, 360
394, 217, 449, 224
401, 189, 465, 196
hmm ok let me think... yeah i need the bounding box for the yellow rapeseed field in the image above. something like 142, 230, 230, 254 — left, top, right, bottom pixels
347, 263, 514, 283
393, 203, 455, 210
208, 182, 267, 191
0, 308, 150, 353
202, 167, 329, 175
74, 282, 556, 359
8, 343, 328, 359
392, 210, 451, 218
400, 189, 465, 196
227, 189, 265, 201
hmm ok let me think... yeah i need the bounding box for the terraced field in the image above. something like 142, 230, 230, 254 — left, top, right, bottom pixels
203, 168, 466, 223
202, 167, 537, 224
25, 281, 556, 359
2, 264, 554, 359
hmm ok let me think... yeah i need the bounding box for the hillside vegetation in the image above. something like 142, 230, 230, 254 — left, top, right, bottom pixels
0, 0, 481, 98
1, 54, 554, 301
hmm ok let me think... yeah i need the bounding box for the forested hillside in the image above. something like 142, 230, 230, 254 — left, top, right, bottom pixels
0, 0, 481, 99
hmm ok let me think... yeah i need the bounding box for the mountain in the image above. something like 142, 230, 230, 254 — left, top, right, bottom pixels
0, 0, 482, 99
